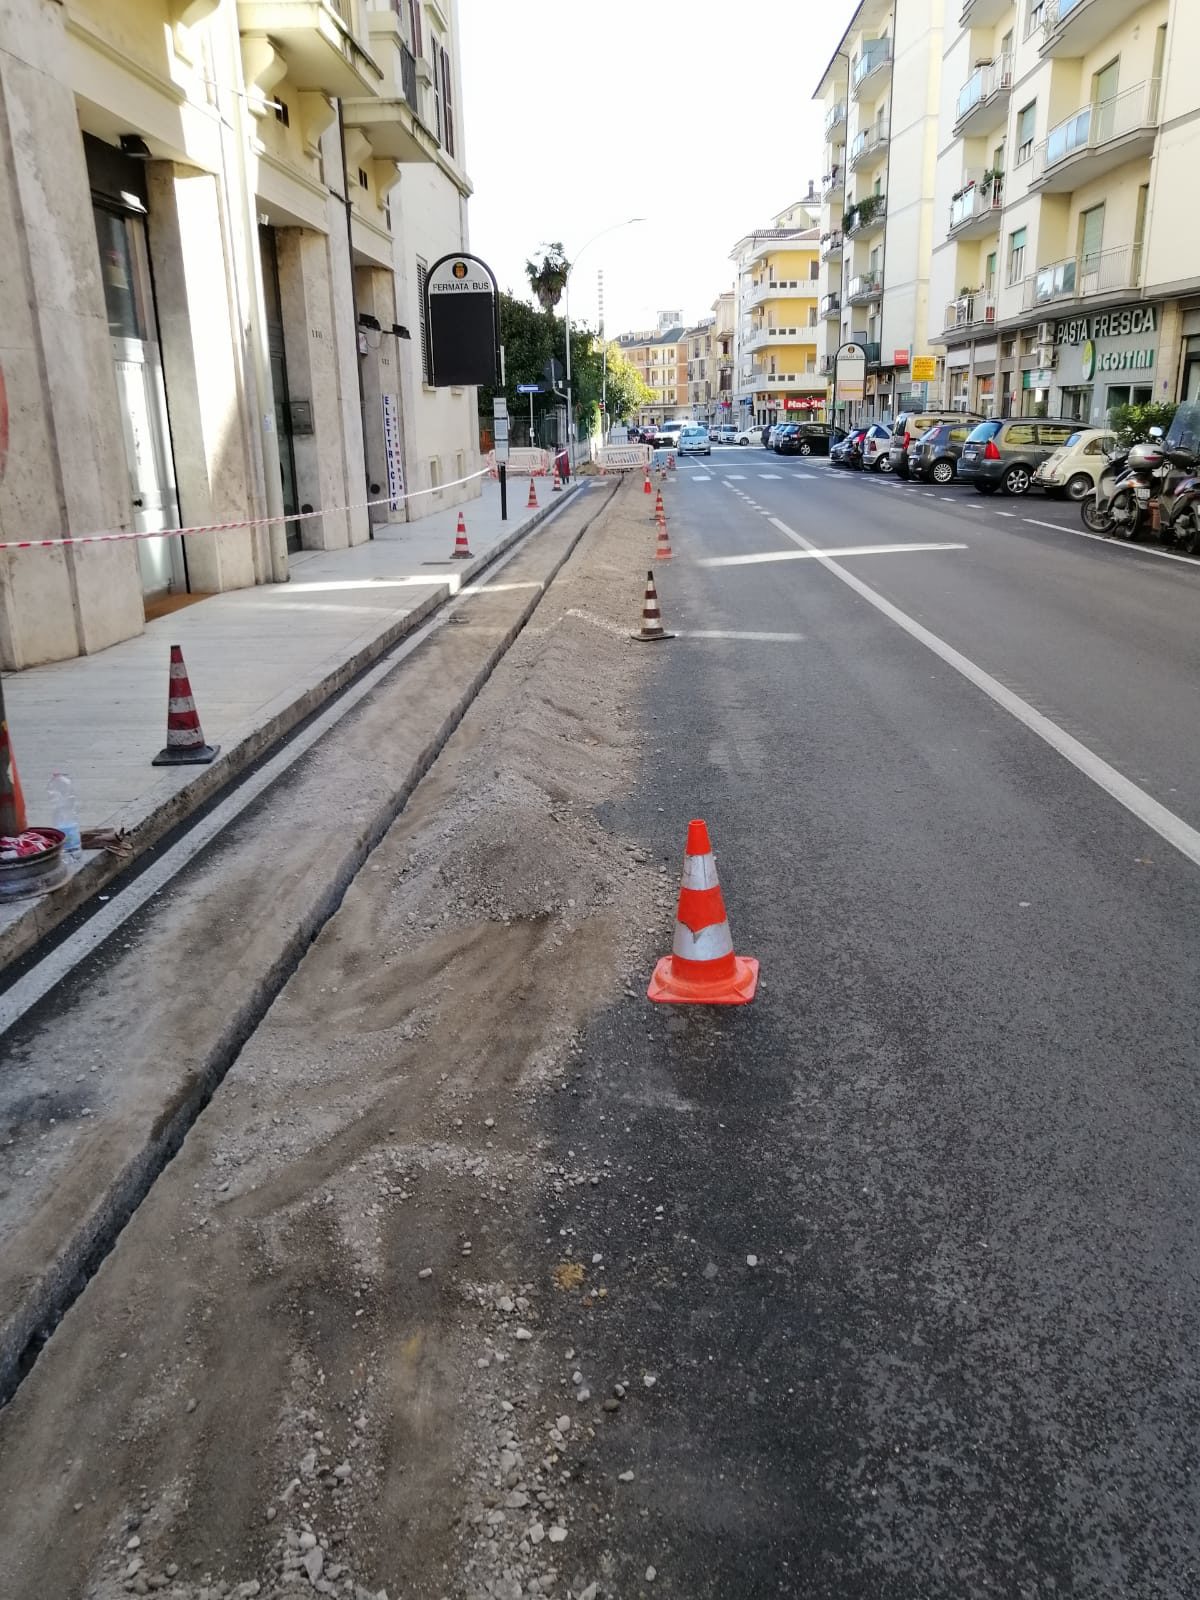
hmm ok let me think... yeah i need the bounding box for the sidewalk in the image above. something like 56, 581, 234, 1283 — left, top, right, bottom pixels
1, 472, 582, 965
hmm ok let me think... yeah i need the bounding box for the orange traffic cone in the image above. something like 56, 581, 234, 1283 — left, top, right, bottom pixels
668, 452, 677, 472
152, 645, 220, 766
654, 518, 673, 560
630, 570, 674, 643
0, 715, 27, 835
527, 477, 539, 510
643, 470, 652, 495
451, 511, 473, 559
652, 489, 664, 522
648, 819, 758, 1005
552, 462, 562, 492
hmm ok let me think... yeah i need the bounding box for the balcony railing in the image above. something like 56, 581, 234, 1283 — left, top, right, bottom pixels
1040, 0, 1122, 51
749, 366, 821, 385
954, 54, 1012, 126
820, 294, 841, 319
948, 173, 1004, 234
1032, 80, 1160, 181
847, 272, 883, 302
821, 165, 844, 200
850, 122, 889, 168
852, 39, 891, 95
819, 355, 836, 376
825, 101, 847, 134
944, 292, 996, 330
820, 231, 844, 260
845, 195, 887, 236
1021, 243, 1142, 310
859, 341, 882, 366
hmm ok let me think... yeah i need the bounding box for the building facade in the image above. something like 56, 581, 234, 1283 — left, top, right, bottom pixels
731, 198, 826, 427
683, 318, 716, 421
813, 0, 946, 423
711, 290, 736, 425
931, 0, 1199, 426
0, 0, 475, 670
615, 313, 687, 423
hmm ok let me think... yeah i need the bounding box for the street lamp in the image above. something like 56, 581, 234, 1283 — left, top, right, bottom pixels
561, 217, 646, 452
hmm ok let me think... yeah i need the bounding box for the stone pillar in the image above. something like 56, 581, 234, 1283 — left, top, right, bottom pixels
0, 1, 143, 669
145, 161, 258, 594
355, 265, 400, 527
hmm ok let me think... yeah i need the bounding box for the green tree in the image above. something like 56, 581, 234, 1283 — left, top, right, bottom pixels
1106, 400, 1178, 448
524, 243, 570, 312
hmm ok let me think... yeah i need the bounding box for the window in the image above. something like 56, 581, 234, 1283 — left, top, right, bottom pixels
1133, 182, 1149, 277
430, 35, 443, 143
273, 97, 290, 128
1007, 226, 1026, 285
1037, 424, 1074, 446
1016, 101, 1036, 164
441, 45, 456, 158
1005, 422, 1037, 445
1078, 204, 1104, 275
1027, 0, 1045, 39
407, 0, 422, 56
985, 250, 998, 296
810, 260, 820, 279
416, 256, 431, 383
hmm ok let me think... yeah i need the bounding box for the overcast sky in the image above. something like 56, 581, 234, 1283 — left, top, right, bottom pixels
458, 0, 851, 336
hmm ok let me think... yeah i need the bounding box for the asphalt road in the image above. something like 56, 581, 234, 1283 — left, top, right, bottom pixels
541, 448, 1200, 1597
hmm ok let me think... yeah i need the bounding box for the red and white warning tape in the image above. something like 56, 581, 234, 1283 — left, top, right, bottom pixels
0, 467, 493, 553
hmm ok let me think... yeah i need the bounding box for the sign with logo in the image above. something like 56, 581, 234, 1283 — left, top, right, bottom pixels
1079, 338, 1155, 380
835, 342, 866, 402
1055, 304, 1157, 346
783, 396, 820, 410
382, 393, 404, 512
425, 252, 500, 386
911, 355, 937, 383
893, 349, 910, 368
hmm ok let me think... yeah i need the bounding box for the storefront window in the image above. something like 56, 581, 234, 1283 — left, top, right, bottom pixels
1059, 386, 1093, 422
1105, 384, 1152, 413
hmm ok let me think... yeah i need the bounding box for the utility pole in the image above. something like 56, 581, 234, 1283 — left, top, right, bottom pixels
598, 269, 607, 441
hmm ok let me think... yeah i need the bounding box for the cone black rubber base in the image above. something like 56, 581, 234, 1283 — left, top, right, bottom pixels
152, 742, 221, 766
630, 630, 675, 642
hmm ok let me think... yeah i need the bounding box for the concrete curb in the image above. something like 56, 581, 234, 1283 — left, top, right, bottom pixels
0, 475, 619, 1403
0, 484, 585, 976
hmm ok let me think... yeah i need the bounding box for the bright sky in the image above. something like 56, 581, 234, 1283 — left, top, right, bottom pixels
458, 0, 852, 337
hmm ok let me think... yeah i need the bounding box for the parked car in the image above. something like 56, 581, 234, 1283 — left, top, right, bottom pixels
775, 423, 844, 457
652, 420, 688, 448
889, 409, 984, 477
1033, 427, 1119, 500
734, 424, 760, 445
861, 423, 893, 472
906, 422, 976, 483
714, 424, 738, 443
761, 423, 773, 447
831, 426, 868, 467
959, 417, 1079, 495
770, 423, 800, 452
678, 423, 711, 457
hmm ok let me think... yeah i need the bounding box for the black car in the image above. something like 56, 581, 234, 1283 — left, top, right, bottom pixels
906, 422, 975, 483
775, 423, 844, 457
770, 423, 800, 452
831, 426, 867, 467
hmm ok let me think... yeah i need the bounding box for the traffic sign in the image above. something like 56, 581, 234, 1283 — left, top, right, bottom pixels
911, 356, 937, 383
516, 383, 542, 394
424, 253, 500, 387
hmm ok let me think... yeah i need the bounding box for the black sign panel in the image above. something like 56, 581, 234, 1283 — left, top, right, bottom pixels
425, 252, 500, 387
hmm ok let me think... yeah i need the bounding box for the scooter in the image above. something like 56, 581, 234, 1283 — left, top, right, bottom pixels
1080, 429, 1198, 541
1080, 447, 1132, 533
1166, 471, 1200, 555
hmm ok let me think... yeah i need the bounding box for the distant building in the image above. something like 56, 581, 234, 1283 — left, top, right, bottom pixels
730, 194, 825, 426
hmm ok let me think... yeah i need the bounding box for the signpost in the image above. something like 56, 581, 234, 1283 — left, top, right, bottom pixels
382, 393, 404, 514
517, 382, 541, 446
424, 253, 500, 387
911, 355, 937, 383
832, 341, 866, 418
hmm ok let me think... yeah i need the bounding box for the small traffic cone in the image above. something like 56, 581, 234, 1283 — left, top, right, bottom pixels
654, 518, 673, 561
527, 477, 539, 510
152, 645, 220, 766
652, 489, 665, 522
451, 510, 473, 559
0, 716, 27, 836
552, 462, 562, 492
648, 819, 758, 1005
668, 452, 677, 472
630, 570, 674, 643
643, 470, 652, 495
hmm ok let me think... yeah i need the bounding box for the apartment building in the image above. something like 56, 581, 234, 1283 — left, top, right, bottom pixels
683, 318, 717, 420
730, 198, 825, 427
813, 0, 947, 423
711, 290, 736, 424
615, 313, 687, 423
0, 0, 475, 670
931, 0, 1200, 424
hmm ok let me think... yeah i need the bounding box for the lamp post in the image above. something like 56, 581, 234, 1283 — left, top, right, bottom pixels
561, 217, 645, 454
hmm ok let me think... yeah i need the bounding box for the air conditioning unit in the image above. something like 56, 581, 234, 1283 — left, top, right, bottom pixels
1034, 346, 1058, 370
952, 396, 970, 411
1036, 320, 1055, 345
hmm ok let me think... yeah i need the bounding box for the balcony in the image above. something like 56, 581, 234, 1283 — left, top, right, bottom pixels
948, 173, 1004, 239
1040, 0, 1137, 58
237, 0, 382, 98
844, 195, 887, 239
847, 272, 883, 305
1030, 81, 1160, 192
343, 17, 435, 162
852, 39, 891, 100
819, 354, 836, 376
748, 276, 813, 307
959, 0, 1012, 25
820, 294, 841, 320
944, 292, 996, 332
821, 231, 844, 261
749, 368, 824, 391
1021, 243, 1142, 311
849, 122, 890, 171
858, 341, 882, 367
821, 165, 845, 201
954, 54, 1012, 137
825, 101, 847, 135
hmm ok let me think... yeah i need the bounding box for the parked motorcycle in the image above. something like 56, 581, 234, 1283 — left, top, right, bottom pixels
1080, 447, 1132, 533
1080, 426, 1199, 544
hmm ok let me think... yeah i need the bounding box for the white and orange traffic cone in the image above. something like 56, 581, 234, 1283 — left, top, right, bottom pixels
152, 645, 220, 766
654, 518, 673, 561
552, 461, 562, 492
630, 570, 674, 643
643, 469, 652, 495
451, 511, 473, 559
668, 452, 677, 472
652, 488, 665, 522
648, 819, 758, 1005
527, 477, 539, 510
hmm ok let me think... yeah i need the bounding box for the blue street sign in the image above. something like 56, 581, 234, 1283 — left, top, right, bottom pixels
516, 382, 542, 394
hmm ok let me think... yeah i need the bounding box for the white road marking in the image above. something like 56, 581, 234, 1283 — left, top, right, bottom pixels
759, 473, 782, 479
766, 512, 1200, 871
691, 475, 712, 482
791, 473, 817, 479
700, 542, 967, 568
1023, 517, 1200, 568
724, 473, 747, 480
996, 511, 1017, 517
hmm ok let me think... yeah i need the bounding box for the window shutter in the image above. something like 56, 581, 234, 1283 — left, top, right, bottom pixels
416, 257, 431, 383
441, 46, 455, 158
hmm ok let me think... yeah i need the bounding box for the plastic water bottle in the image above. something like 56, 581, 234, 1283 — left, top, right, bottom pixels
47, 771, 82, 855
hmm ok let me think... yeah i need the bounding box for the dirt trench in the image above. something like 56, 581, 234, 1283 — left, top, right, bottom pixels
0, 473, 678, 1600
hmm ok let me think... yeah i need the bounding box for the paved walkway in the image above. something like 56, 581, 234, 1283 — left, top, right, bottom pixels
2, 472, 581, 951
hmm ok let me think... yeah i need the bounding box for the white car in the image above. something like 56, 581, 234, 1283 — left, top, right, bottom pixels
679, 424, 711, 457
861, 423, 894, 472
714, 424, 738, 444
1033, 426, 1119, 500
734, 425, 761, 446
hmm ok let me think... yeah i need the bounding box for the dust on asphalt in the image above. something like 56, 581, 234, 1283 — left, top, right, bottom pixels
0, 474, 698, 1600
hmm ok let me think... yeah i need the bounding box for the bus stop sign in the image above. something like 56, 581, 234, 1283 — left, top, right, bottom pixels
425, 252, 500, 387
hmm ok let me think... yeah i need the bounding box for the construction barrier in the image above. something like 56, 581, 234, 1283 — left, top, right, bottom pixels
596, 444, 653, 473
486, 448, 552, 479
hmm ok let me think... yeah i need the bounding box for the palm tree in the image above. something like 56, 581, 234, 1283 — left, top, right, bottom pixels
525, 243, 570, 312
